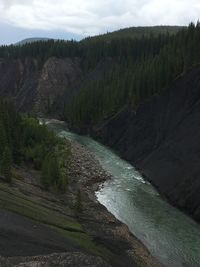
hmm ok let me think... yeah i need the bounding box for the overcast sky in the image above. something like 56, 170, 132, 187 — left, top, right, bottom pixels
0, 0, 199, 44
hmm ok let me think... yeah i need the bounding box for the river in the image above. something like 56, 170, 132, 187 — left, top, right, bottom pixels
46, 120, 200, 267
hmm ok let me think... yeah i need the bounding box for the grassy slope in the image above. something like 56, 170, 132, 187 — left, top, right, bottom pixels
0, 177, 112, 260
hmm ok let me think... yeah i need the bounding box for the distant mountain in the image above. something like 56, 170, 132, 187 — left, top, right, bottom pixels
84, 25, 185, 41
16, 37, 52, 45
16, 26, 184, 46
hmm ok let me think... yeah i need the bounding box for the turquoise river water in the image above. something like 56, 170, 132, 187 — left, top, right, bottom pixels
47, 120, 200, 267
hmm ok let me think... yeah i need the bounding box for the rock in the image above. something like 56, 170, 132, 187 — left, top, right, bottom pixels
0, 252, 111, 267
0, 57, 82, 113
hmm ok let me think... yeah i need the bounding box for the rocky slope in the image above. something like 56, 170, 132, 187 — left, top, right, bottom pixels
94, 65, 200, 222
0, 56, 113, 115
0, 57, 81, 112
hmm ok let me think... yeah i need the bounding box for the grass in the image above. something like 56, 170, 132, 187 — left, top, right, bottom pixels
57, 228, 113, 259
0, 181, 113, 260
0, 183, 81, 231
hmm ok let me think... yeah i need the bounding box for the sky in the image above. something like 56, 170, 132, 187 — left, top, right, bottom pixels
0, 0, 200, 45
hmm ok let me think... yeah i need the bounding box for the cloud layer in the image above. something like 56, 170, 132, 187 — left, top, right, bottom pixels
0, 0, 199, 36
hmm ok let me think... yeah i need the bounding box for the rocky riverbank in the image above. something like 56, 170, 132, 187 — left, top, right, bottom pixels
66, 140, 163, 267
0, 138, 162, 267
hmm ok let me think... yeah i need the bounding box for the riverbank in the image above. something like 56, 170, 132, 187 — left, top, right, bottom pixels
67, 140, 163, 267
0, 135, 162, 266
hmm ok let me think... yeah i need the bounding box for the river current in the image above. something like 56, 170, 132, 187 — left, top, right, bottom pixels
47, 120, 200, 267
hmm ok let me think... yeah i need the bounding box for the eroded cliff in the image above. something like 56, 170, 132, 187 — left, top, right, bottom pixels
0, 57, 82, 113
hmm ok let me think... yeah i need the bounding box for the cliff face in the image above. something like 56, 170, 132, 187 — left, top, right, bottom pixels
94, 66, 200, 221
0, 58, 39, 111
35, 57, 82, 113
0, 57, 82, 113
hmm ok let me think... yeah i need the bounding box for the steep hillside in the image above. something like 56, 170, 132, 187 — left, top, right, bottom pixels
0, 57, 82, 113
94, 65, 200, 221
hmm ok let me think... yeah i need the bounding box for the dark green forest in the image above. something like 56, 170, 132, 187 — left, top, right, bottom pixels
0, 101, 68, 190
64, 22, 200, 126
84, 25, 184, 41
0, 23, 200, 127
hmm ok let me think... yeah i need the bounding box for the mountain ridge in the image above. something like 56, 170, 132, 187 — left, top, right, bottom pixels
84, 25, 185, 41
15, 25, 184, 46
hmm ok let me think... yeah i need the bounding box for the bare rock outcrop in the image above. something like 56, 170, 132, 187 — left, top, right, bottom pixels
0, 57, 82, 113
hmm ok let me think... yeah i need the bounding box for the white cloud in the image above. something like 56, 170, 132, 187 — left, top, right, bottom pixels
0, 0, 199, 36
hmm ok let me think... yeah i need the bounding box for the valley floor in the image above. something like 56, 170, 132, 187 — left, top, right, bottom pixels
0, 140, 162, 267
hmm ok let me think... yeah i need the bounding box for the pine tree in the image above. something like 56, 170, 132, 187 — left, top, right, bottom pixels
1, 146, 12, 183
41, 154, 51, 189
41, 152, 61, 190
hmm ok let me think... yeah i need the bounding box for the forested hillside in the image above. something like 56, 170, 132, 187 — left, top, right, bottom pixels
1, 23, 200, 127
0, 25, 184, 116
64, 22, 200, 127
0, 101, 68, 190
1, 24, 194, 126
84, 25, 184, 41
0, 23, 192, 127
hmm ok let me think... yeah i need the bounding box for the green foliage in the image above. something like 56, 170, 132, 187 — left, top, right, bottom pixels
0, 101, 70, 191
41, 140, 70, 191
21, 117, 57, 169
41, 152, 60, 190
1, 146, 12, 183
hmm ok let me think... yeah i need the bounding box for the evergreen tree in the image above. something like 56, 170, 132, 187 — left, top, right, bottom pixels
41, 154, 51, 189
1, 146, 12, 183
41, 152, 61, 190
